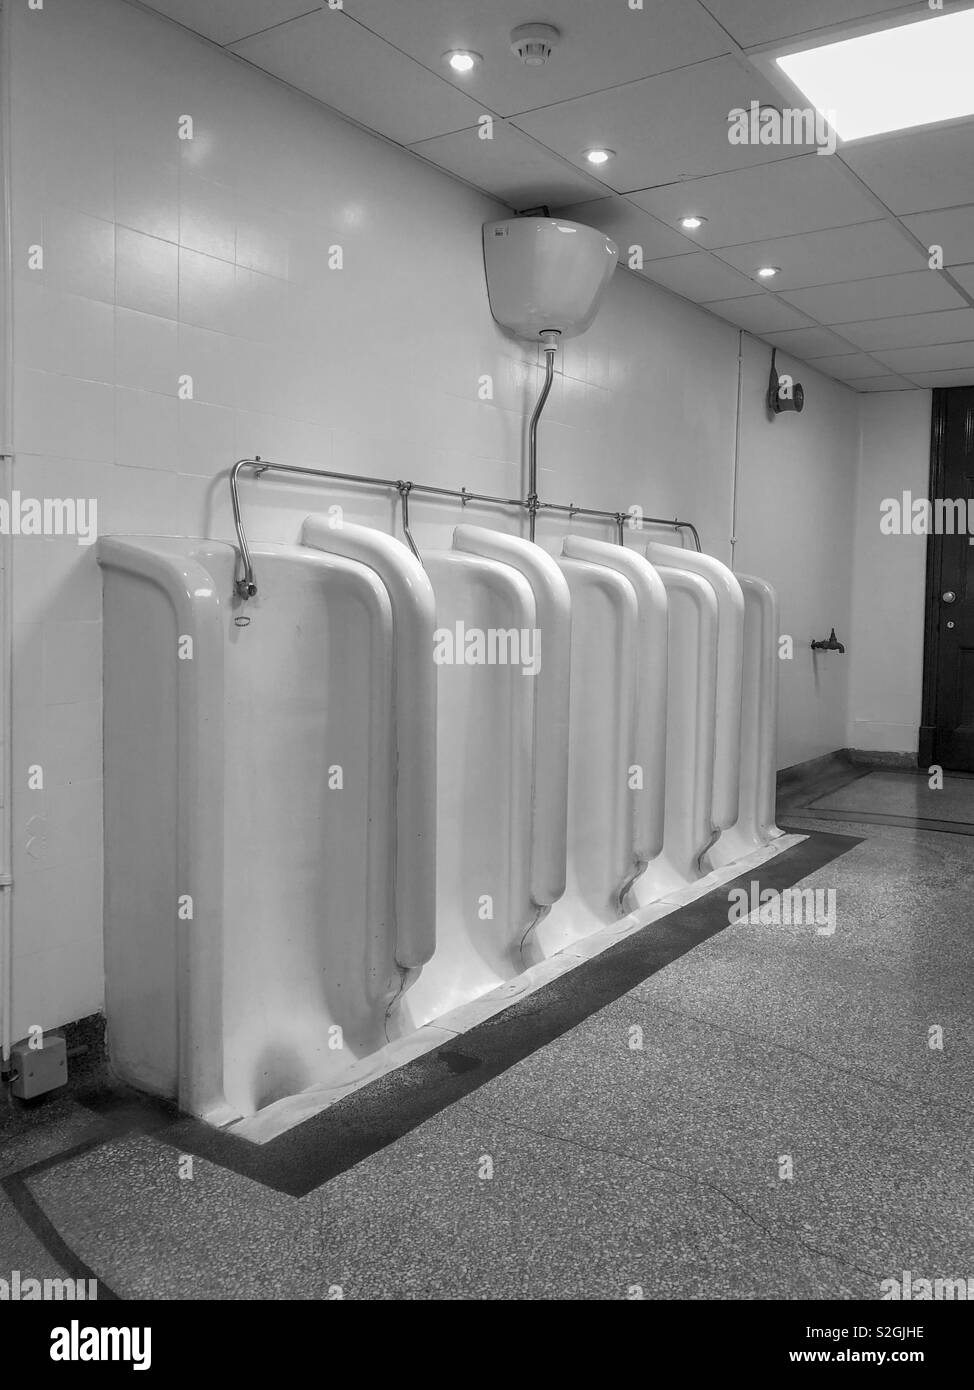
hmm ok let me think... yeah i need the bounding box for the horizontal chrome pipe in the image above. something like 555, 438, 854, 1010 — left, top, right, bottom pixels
230, 456, 701, 599
539, 501, 702, 552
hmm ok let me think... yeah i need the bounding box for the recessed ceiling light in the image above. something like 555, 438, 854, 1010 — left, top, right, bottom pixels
680, 216, 707, 230
585, 148, 615, 166
443, 49, 481, 74
756, 266, 780, 279
776, 9, 974, 142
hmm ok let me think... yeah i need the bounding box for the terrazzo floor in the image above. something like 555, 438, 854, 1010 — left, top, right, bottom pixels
3, 766, 974, 1300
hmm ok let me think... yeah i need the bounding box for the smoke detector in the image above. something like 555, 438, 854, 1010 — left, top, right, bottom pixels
510, 23, 560, 66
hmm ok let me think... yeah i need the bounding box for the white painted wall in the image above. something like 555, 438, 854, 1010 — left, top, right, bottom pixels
848, 392, 931, 755
733, 335, 861, 770
7, 0, 866, 1033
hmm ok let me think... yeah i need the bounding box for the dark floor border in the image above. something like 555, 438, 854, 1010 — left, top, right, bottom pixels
789, 807, 974, 836
5, 831, 862, 1220
122, 829, 861, 1198
1, 1140, 121, 1300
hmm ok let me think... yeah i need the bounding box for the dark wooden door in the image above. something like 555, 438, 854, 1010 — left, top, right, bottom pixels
923, 387, 974, 771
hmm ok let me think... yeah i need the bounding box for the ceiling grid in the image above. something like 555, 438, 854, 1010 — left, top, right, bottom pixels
134, 0, 974, 391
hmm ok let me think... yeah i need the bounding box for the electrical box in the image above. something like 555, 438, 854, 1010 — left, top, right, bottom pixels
9, 1031, 67, 1099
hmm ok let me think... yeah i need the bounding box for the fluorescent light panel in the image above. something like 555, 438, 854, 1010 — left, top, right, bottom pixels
777, 8, 974, 142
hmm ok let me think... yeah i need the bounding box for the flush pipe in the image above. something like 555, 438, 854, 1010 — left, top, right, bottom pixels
730, 329, 745, 568
230, 459, 702, 599
527, 331, 560, 542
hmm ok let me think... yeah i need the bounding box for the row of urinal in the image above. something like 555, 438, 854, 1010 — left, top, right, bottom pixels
98, 519, 781, 1125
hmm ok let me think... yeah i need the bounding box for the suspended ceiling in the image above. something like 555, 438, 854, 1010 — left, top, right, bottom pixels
137, 0, 974, 391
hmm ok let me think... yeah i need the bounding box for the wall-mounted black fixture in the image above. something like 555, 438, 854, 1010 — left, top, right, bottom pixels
811, 628, 845, 653
768, 348, 804, 416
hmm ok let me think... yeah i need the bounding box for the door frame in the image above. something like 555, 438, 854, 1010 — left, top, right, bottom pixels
919, 388, 958, 768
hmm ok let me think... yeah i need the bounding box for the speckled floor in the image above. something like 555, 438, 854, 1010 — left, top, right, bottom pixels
810, 768, 974, 822
3, 769, 974, 1300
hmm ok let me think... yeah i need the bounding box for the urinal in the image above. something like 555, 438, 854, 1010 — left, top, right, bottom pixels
397, 541, 538, 1029
646, 543, 744, 874
709, 573, 784, 865
447, 525, 572, 967
540, 552, 638, 953
546, 536, 669, 945
99, 536, 434, 1124
300, 516, 438, 987
631, 564, 719, 897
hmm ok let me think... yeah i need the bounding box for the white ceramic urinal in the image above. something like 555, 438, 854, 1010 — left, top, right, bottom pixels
398, 541, 537, 1029
99, 536, 431, 1124
449, 525, 572, 960
549, 536, 669, 943
300, 516, 438, 984
709, 573, 784, 865
646, 543, 744, 874
633, 564, 719, 896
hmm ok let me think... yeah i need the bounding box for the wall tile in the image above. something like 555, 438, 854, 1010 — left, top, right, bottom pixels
177, 398, 236, 477
43, 207, 116, 303
178, 246, 236, 334
116, 307, 179, 396
15, 282, 115, 383
115, 386, 180, 470
116, 226, 179, 318
179, 172, 237, 261
116, 147, 180, 244
232, 264, 288, 342
12, 537, 102, 625
176, 323, 237, 408
14, 369, 115, 460
235, 199, 290, 279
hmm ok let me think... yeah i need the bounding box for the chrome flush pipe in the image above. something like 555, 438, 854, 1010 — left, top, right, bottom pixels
528, 331, 560, 542
229, 457, 703, 599
395, 480, 422, 565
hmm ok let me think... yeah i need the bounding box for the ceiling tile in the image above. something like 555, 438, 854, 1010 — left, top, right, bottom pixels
702, 292, 813, 333
780, 270, 965, 323
343, 0, 728, 118
230, 10, 486, 144
554, 197, 695, 261
764, 325, 857, 358
841, 122, 974, 215
703, 0, 917, 48
852, 374, 917, 391
803, 352, 890, 379
628, 152, 880, 247
717, 219, 926, 289
511, 56, 814, 193
838, 307, 974, 351
640, 251, 759, 302
142, 1, 318, 45
872, 341, 974, 373
410, 123, 609, 209
907, 368, 974, 387
901, 206, 974, 267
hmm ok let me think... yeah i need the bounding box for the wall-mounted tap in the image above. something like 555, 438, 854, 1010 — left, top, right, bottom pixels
811, 628, 845, 653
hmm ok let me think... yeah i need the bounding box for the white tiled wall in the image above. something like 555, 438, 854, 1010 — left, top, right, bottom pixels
7, 0, 862, 1033
849, 392, 931, 753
